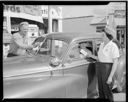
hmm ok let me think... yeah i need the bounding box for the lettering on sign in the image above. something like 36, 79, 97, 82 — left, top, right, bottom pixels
114, 10, 125, 18
42, 9, 48, 14
23, 5, 41, 16
29, 27, 38, 32
4, 5, 21, 13
4, 5, 41, 16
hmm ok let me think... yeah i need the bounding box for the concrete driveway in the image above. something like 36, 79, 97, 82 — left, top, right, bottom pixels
113, 93, 126, 102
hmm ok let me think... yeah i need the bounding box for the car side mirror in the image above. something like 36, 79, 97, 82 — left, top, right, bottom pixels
49, 56, 61, 67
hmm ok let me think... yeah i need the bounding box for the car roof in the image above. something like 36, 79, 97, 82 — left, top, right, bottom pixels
46, 32, 103, 43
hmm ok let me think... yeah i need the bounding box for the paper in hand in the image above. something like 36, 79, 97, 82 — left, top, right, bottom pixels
80, 49, 87, 56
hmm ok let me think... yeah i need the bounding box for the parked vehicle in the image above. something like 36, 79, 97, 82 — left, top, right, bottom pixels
3, 32, 125, 98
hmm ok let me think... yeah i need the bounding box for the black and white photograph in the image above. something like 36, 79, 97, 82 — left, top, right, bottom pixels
2, 1, 126, 102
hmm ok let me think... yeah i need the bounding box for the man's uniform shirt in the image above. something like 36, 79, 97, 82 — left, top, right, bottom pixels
9, 32, 29, 55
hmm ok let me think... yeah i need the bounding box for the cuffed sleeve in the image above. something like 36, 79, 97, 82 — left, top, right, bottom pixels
111, 43, 120, 59
13, 33, 31, 49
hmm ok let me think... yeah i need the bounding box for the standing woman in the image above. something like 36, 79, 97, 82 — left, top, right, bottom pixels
87, 27, 120, 102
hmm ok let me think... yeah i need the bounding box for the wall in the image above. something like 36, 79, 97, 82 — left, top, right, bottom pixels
62, 16, 96, 34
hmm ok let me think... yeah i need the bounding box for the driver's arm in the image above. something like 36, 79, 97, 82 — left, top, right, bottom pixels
13, 34, 33, 49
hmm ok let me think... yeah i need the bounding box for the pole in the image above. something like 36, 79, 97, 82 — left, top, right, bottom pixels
48, 5, 52, 33
48, 5, 55, 56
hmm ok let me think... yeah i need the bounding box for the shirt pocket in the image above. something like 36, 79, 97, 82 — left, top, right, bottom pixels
103, 47, 111, 57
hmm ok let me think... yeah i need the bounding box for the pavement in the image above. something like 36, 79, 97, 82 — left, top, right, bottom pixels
113, 93, 126, 102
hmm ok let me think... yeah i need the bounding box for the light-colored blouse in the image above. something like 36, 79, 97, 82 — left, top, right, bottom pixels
98, 40, 120, 63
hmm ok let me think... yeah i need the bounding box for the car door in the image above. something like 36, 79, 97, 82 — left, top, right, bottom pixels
86, 39, 103, 98
61, 40, 96, 98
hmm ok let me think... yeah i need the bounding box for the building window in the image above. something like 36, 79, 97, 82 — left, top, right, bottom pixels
43, 18, 48, 34
117, 26, 126, 48
96, 26, 105, 32
52, 19, 58, 32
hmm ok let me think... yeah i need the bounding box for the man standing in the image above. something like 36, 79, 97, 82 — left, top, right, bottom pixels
8, 22, 34, 57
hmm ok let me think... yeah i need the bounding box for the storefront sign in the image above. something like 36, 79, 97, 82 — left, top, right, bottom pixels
23, 5, 41, 16
114, 10, 125, 18
4, 5, 41, 16
4, 5, 21, 13
41, 6, 62, 18
41, 6, 48, 17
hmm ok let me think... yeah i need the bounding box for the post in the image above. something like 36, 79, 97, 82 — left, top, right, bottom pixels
48, 5, 52, 33
48, 5, 55, 56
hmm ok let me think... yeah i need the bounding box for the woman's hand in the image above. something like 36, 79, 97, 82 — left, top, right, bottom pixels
107, 76, 112, 85
86, 53, 93, 58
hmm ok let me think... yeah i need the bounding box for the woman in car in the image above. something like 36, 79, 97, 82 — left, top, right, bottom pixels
87, 27, 120, 102
79, 42, 92, 59
79, 42, 99, 98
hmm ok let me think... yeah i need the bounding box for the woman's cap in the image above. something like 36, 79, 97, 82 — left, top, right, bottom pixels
104, 26, 116, 37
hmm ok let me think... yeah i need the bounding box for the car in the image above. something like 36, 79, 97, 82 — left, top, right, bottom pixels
3, 32, 126, 98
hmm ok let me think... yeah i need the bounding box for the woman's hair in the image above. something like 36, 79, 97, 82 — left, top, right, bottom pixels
112, 39, 122, 49
78, 42, 86, 49
102, 29, 113, 40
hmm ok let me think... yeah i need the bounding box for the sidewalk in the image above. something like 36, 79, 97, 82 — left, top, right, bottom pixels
113, 93, 126, 102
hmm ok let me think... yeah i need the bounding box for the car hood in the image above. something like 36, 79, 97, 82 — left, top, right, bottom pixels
3, 55, 52, 78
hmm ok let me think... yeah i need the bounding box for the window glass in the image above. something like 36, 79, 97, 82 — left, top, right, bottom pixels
95, 40, 102, 55
54, 40, 68, 59
66, 41, 93, 63
67, 43, 81, 62
38, 39, 51, 55
39, 39, 68, 60
117, 27, 126, 48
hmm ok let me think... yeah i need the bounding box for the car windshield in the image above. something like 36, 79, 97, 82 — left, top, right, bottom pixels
38, 38, 69, 60
3, 36, 68, 61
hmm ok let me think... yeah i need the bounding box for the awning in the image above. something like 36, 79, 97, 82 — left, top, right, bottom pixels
90, 16, 106, 25
90, 16, 125, 26
4, 11, 43, 23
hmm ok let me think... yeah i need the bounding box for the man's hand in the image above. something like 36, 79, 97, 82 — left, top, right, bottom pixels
27, 45, 33, 50
33, 42, 40, 48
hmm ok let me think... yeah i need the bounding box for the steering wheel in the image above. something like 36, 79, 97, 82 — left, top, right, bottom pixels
25, 42, 41, 56
26, 36, 46, 56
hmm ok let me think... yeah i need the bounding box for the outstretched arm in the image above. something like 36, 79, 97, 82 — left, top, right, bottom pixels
13, 33, 33, 49
89, 54, 99, 61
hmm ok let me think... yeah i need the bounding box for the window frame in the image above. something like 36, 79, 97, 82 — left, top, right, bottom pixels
62, 39, 96, 64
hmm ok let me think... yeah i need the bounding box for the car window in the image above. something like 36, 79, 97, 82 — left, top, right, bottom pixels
95, 40, 102, 55
66, 41, 93, 63
66, 43, 81, 62
38, 39, 51, 55
54, 40, 68, 59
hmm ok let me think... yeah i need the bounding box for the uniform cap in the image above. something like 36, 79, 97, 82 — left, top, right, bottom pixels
19, 22, 29, 27
104, 26, 116, 37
